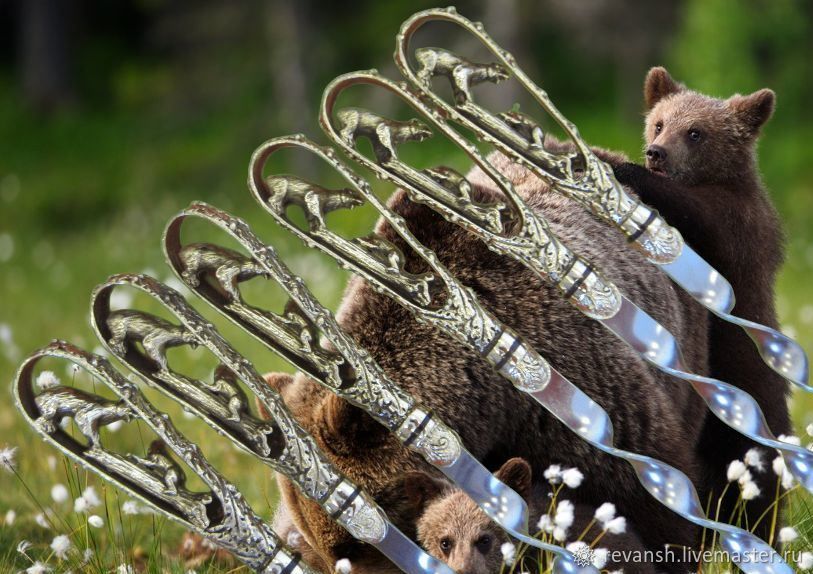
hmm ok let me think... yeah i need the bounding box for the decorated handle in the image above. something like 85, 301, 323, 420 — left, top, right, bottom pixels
319, 72, 621, 320
164, 200, 465, 469
89, 273, 390, 544
394, 7, 684, 265
13, 341, 313, 574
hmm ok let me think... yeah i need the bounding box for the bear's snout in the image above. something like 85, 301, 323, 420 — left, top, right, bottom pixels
645, 144, 667, 162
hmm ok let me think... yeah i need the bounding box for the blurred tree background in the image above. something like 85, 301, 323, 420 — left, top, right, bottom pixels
0, 0, 812, 569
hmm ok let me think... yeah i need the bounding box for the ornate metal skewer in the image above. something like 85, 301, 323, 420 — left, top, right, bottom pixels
394, 6, 809, 391
13, 341, 315, 574
163, 198, 599, 574
317, 70, 813, 497
89, 273, 456, 574
247, 134, 794, 574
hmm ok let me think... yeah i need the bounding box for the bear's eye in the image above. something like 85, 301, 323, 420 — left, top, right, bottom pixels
655, 121, 663, 134
439, 537, 453, 554
688, 129, 702, 142
474, 534, 493, 554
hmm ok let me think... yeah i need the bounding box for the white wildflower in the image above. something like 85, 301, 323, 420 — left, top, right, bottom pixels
741, 481, 760, 500
543, 464, 562, 484
593, 548, 609, 569
744, 448, 764, 472
773, 455, 796, 489
81, 486, 101, 508
74, 496, 89, 514
561, 468, 584, 488
778, 526, 798, 543
738, 470, 753, 486
334, 558, 352, 574
36, 371, 60, 389
606, 516, 627, 534
500, 541, 516, 565
807, 423, 813, 438
0, 446, 18, 473
536, 513, 553, 532
17, 540, 32, 554
798, 552, 813, 570
594, 502, 616, 525
552, 526, 567, 541
554, 500, 574, 529
51, 484, 69, 504
117, 565, 135, 574
82, 548, 93, 565
88, 514, 104, 528
35, 512, 51, 528
726, 460, 747, 482
122, 500, 140, 515
4, 509, 16, 525
773, 455, 786, 476
50, 534, 71, 559
26, 561, 52, 574
778, 434, 801, 446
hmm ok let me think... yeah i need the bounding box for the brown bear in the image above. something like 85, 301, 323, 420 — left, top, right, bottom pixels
612, 67, 791, 541
408, 458, 654, 574
261, 137, 711, 573
272, 457, 655, 574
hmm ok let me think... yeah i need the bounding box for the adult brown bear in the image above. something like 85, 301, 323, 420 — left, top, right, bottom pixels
262, 139, 710, 572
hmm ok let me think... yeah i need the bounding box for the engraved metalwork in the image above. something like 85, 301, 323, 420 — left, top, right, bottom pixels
396, 9, 684, 266
180, 243, 269, 302
248, 135, 796, 574
107, 309, 199, 371
396, 7, 809, 392
90, 273, 453, 574
319, 71, 621, 321
163, 200, 591, 571
13, 341, 315, 574
34, 386, 134, 446
324, 480, 388, 544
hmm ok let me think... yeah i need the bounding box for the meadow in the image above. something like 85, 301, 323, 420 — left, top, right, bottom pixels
1, 1, 812, 572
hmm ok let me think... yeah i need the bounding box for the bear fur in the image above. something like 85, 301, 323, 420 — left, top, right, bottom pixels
612, 67, 790, 540
263, 138, 711, 573
408, 458, 653, 574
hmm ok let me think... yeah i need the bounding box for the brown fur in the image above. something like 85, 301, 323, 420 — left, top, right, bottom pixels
264, 143, 711, 572
411, 458, 654, 574
613, 67, 790, 541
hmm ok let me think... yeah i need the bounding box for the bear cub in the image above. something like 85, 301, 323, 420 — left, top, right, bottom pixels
613, 67, 791, 538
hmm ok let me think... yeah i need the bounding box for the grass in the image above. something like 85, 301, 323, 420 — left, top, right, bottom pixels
1, 57, 813, 572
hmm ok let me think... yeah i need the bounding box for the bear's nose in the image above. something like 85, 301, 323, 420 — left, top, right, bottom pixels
646, 144, 667, 162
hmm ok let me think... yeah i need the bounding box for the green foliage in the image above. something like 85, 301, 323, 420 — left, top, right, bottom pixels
1, 1, 812, 571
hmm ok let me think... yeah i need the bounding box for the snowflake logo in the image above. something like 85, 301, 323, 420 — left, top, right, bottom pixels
572, 545, 596, 568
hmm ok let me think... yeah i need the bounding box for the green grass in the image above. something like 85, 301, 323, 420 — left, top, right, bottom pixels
1, 62, 813, 572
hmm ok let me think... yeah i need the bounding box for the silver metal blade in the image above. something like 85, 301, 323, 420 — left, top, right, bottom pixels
661, 244, 809, 387
441, 451, 601, 573
440, 450, 529, 534
661, 244, 735, 314
374, 524, 457, 574
600, 294, 682, 368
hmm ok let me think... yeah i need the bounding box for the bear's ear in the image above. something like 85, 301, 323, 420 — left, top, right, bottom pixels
402, 472, 448, 512
728, 88, 775, 136
495, 457, 532, 501
316, 393, 388, 454
644, 67, 684, 110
